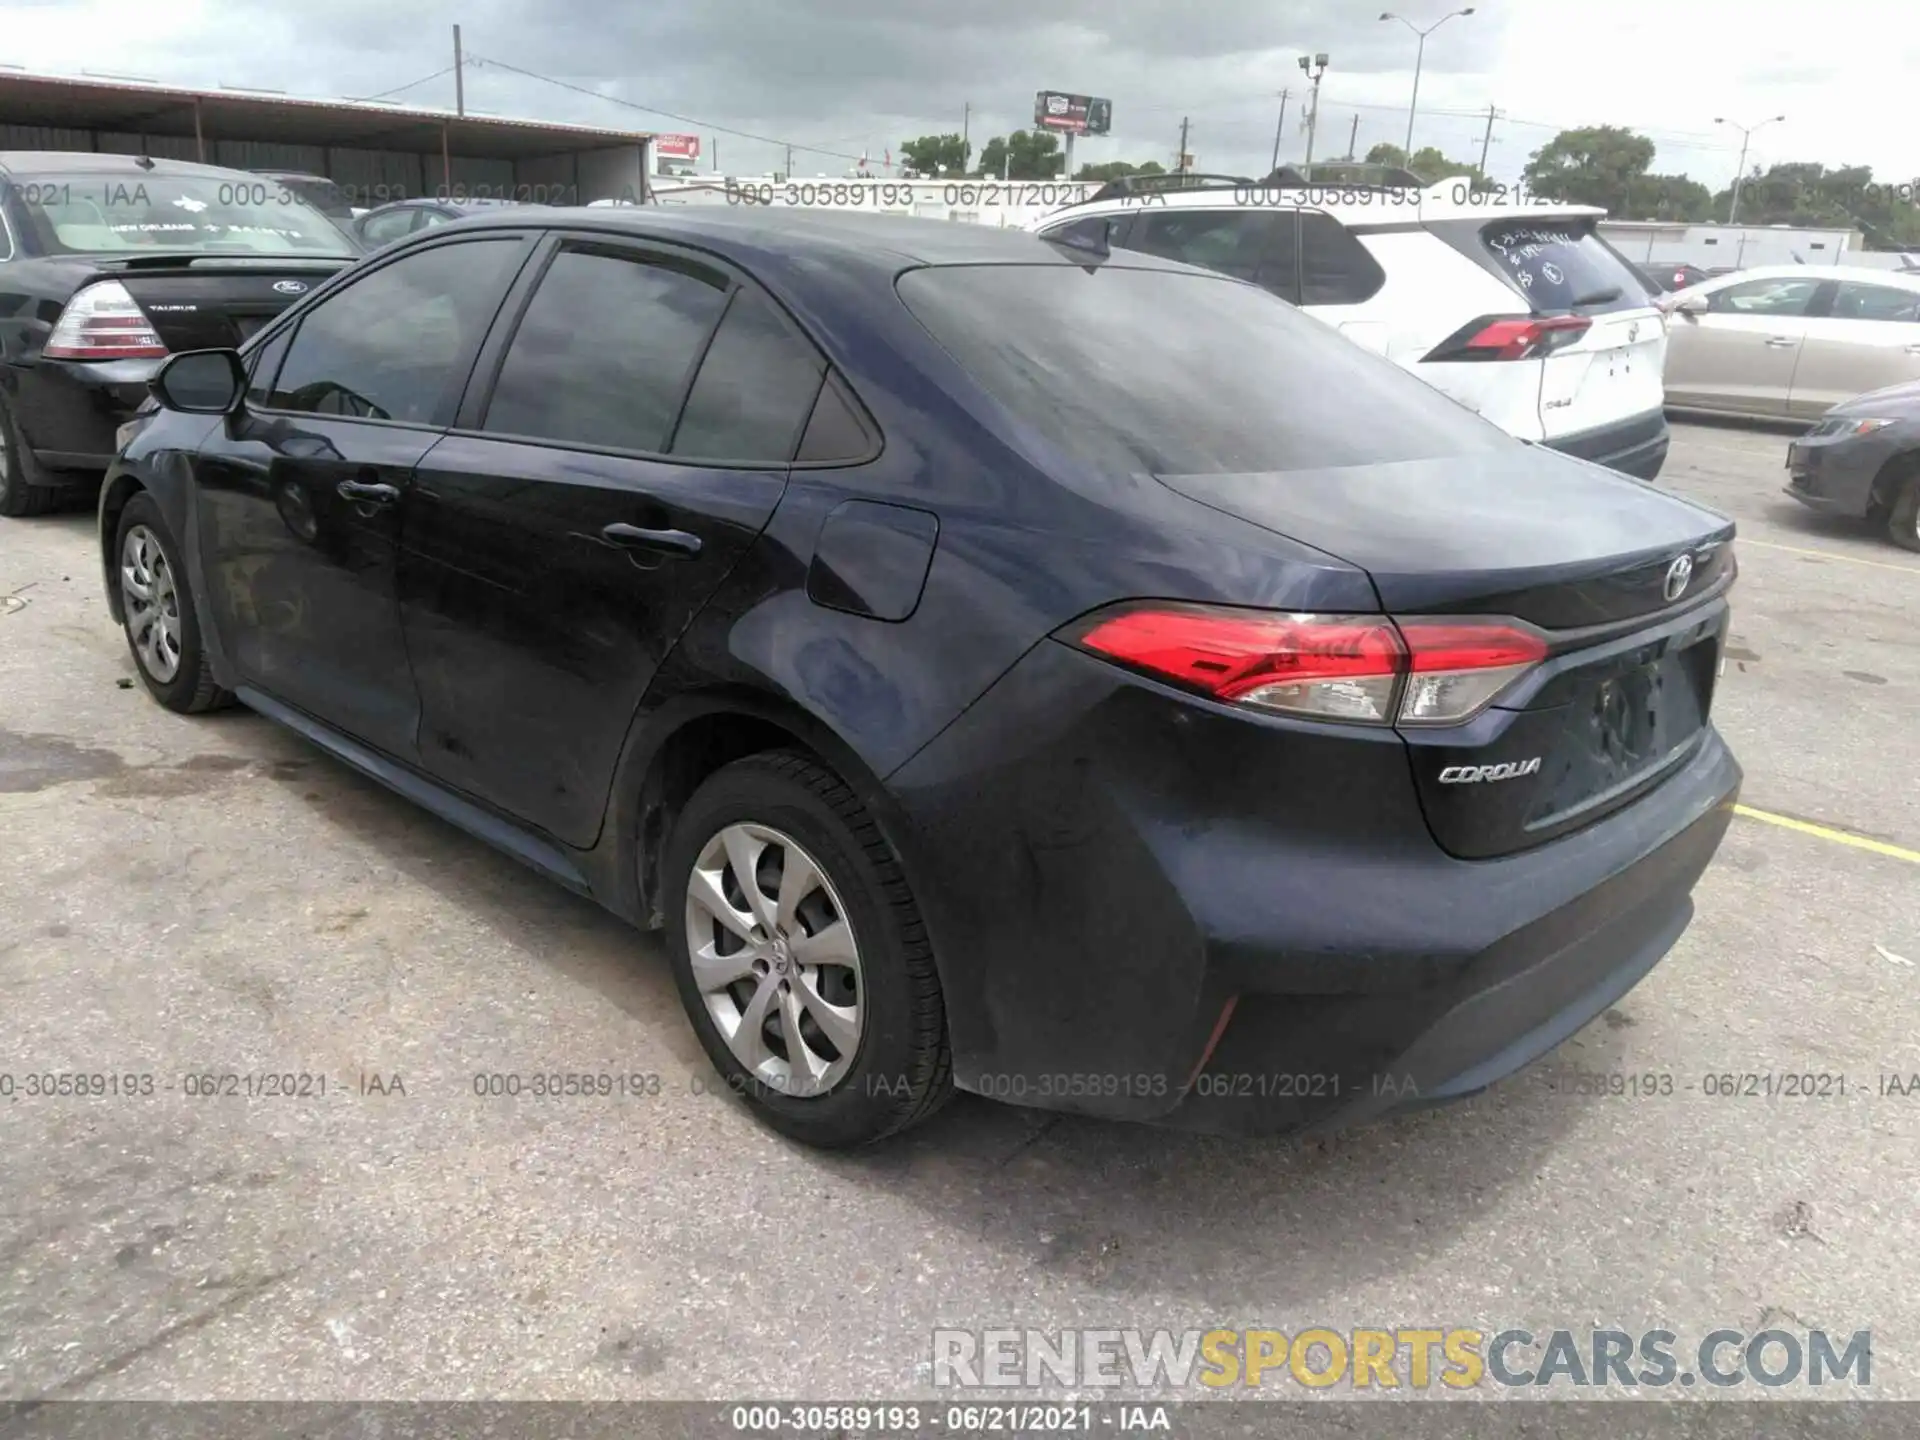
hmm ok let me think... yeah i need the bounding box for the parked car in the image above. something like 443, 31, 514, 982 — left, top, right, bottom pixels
1661, 264, 1920, 421
1784, 379, 1920, 549
350, 196, 531, 250
0, 150, 359, 516
250, 170, 357, 224
1032, 181, 1670, 479
99, 209, 1740, 1148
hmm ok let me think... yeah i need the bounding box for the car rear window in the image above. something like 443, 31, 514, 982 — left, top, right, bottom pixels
1475, 220, 1647, 316
896, 262, 1512, 477
4, 171, 355, 257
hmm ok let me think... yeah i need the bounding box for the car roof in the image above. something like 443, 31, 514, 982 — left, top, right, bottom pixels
0, 150, 253, 181
433, 204, 1204, 271
1035, 183, 1606, 231
1698, 263, 1920, 290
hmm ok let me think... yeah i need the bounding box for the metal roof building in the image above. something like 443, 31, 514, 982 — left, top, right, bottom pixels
0, 69, 654, 205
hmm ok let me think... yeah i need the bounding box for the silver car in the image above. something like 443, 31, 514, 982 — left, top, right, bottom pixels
1661, 264, 1920, 421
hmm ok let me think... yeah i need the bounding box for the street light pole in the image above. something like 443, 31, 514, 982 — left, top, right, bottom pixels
1297, 52, 1328, 171
1380, 8, 1475, 157
1715, 114, 1785, 223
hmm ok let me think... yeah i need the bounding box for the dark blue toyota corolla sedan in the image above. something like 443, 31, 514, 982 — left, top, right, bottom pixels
97, 207, 1742, 1147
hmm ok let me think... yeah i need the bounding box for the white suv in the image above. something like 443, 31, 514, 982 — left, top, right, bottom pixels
1031, 178, 1670, 479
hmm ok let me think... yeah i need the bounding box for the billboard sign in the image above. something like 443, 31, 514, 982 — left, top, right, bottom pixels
655, 134, 701, 160
1033, 92, 1112, 136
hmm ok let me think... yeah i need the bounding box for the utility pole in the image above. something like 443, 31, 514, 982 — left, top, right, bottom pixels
783, 144, 792, 180
1346, 113, 1359, 159
1178, 115, 1190, 174
1297, 54, 1328, 171
1477, 103, 1500, 174
1716, 114, 1785, 223
963, 102, 971, 153
452, 24, 464, 117
1381, 9, 1475, 154
1269, 90, 1290, 172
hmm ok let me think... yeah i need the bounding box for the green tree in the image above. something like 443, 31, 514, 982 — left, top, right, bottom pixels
1074, 159, 1166, 181
1710, 161, 1920, 247
1624, 172, 1713, 222
1363, 141, 1492, 191
1522, 125, 1657, 214
974, 130, 1064, 180
898, 133, 971, 177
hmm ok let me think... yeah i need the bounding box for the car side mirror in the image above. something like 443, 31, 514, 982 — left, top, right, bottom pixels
1675, 294, 1709, 317
149, 349, 247, 415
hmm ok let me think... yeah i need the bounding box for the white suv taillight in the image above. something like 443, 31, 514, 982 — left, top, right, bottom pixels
1064, 603, 1549, 727
43, 281, 168, 361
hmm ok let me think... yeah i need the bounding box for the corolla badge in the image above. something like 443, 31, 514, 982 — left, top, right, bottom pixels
1664, 553, 1694, 602
272, 280, 308, 295
1438, 758, 1541, 784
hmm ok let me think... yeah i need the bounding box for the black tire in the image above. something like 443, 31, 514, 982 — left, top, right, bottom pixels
113, 492, 234, 713
1887, 473, 1920, 554
0, 393, 63, 518
662, 750, 952, 1147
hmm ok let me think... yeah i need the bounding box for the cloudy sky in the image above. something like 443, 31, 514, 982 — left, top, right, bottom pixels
4, 0, 1915, 194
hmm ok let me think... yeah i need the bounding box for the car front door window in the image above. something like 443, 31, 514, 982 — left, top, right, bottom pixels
1707, 278, 1819, 316
269, 238, 524, 426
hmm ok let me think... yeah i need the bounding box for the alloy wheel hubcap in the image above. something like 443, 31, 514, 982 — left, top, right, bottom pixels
120, 525, 182, 682
684, 822, 863, 1098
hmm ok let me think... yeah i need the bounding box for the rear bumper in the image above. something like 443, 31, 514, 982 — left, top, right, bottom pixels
2, 357, 159, 479
887, 640, 1740, 1137
1543, 408, 1670, 481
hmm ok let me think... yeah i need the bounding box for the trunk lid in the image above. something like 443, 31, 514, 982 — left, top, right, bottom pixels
101, 255, 352, 351
1157, 449, 1735, 858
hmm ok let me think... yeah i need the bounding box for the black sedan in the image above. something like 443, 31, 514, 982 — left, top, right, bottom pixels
350, 196, 530, 250
99, 207, 1742, 1147
1786, 379, 1920, 549
0, 151, 358, 516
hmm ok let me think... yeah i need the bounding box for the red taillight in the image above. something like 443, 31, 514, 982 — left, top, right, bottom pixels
1422, 313, 1591, 363
1066, 604, 1547, 726
43, 280, 168, 361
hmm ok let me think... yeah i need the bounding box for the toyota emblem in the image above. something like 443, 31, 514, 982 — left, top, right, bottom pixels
1627, 321, 1641, 342
272, 280, 308, 295
1663, 553, 1694, 602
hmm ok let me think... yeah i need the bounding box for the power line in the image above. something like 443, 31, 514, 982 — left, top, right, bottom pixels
346, 64, 458, 103
464, 52, 874, 164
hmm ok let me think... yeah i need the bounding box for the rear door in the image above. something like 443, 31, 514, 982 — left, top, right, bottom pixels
1469, 218, 1667, 441
1663, 274, 1826, 415
398, 234, 822, 846
1787, 280, 1920, 417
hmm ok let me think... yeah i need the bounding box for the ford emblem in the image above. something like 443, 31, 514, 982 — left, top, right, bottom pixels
272, 280, 308, 295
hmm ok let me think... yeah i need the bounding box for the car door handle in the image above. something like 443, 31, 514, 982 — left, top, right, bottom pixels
1905, 343, 1920, 355
1766, 336, 1797, 347
336, 478, 401, 506
599, 523, 702, 558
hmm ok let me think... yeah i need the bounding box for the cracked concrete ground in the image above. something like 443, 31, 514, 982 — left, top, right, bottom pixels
2, 421, 1918, 1402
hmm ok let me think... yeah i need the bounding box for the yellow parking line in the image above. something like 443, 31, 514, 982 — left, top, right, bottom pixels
1738, 538, 1920, 576
1734, 804, 1920, 865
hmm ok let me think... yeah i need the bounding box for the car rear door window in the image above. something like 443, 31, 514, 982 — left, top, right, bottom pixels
268, 237, 522, 424
1127, 210, 1300, 301
482, 244, 730, 454
1706, 277, 1820, 316
1298, 212, 1385, 306
1476, 220, 1648, 316
1829, 282, 1920, 323
668, 287, 826, 463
